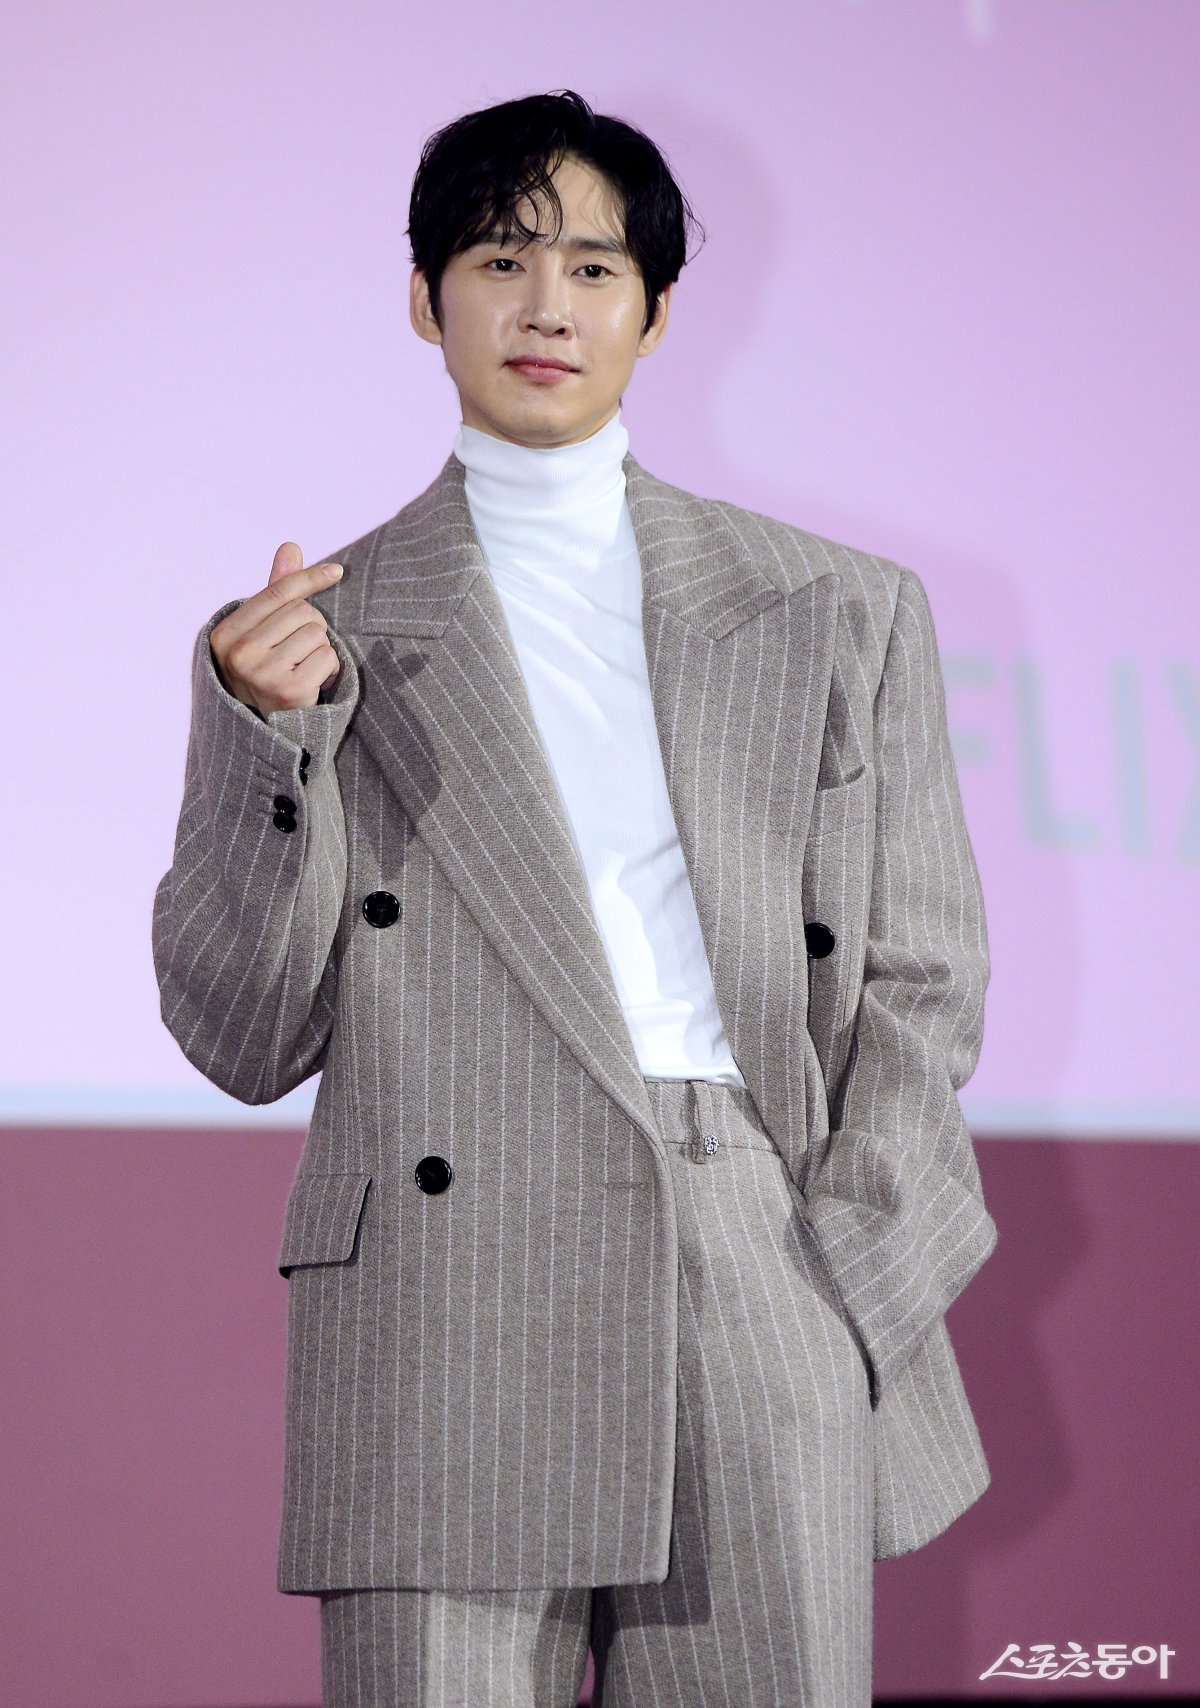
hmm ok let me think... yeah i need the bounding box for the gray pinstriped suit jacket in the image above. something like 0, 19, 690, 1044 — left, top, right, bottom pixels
152, 447, 998, 1595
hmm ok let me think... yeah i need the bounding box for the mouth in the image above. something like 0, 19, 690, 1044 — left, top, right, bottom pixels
506, 356, 578, 380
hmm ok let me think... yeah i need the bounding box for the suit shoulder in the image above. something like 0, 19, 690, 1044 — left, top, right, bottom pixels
691, 481, 908, 613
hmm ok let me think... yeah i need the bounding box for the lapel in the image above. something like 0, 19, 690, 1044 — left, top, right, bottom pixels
340, 448, 840, 1158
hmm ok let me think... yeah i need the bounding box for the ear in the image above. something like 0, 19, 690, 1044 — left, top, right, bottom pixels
410, 266, 443, 346
636, 282, 672, 357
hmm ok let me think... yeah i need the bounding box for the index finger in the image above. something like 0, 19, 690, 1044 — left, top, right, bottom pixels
264, 558, 344, 603
225, 560, 344, 636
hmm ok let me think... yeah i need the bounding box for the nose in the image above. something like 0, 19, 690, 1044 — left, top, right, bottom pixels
521, 302, 572, 335
519, 270, 573, 335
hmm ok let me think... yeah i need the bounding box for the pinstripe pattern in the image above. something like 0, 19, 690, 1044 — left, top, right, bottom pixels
151, 447, 996, 1595
318, 1582, 591, 1708
317, 1077, 872, 1707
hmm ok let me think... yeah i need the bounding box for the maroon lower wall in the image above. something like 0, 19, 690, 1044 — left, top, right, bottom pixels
1, 1132, 1195, 1705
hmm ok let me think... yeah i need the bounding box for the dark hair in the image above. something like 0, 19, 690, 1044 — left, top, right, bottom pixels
406, 89, 704, 340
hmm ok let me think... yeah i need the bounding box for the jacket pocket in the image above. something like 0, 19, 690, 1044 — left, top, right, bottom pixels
277, 1171, 372, 1278
806, 763, 875, 841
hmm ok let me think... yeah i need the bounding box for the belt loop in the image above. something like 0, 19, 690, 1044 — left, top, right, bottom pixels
690, 1080, 722, 1164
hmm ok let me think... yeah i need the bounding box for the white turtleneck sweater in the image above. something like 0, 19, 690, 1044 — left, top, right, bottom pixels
452, 408, 748, 1089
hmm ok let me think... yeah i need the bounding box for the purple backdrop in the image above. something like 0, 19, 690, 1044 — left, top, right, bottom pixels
2, 0, 1196, 1701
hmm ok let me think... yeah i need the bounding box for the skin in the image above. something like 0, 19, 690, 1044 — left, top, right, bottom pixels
409, 151, 672, 449
210, 547, 343, 716
214, 154, 670, 715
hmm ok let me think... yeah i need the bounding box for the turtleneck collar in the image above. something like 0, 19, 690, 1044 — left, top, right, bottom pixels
452, 409, 629, 513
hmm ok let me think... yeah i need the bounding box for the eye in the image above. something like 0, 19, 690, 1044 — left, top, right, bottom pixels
483, 258, 613, 279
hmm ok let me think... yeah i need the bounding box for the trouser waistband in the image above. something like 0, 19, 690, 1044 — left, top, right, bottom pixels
640, 1075, 779, 1162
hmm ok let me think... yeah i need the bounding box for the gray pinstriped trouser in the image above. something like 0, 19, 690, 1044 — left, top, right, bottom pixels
318, 1077, 874, 1706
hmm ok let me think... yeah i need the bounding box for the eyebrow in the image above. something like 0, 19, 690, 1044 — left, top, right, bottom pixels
476, 229, 628, 258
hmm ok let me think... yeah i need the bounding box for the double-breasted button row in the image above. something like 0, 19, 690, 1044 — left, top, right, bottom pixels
272, 793, 297, 833
363, 890, 401, 928
359, 888, 442, 1194
415, 1155, 453, 1194
805, 921, 836, 958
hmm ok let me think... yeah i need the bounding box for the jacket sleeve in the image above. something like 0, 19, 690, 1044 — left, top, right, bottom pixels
151, 598, 360, 1104
801, 566, 997, 1409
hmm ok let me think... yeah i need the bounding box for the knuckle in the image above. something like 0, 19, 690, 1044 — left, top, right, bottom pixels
225, 635, 251, 671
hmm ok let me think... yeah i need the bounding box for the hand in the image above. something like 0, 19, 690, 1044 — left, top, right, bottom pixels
210, 542, 344, 716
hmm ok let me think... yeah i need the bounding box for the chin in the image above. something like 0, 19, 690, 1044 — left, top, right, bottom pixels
493, 399, 577, 431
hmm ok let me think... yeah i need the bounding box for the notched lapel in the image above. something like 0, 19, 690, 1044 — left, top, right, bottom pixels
344, 449, 841, 1159
346, 452, 670, 1148
643, 575, 841, 1159
348, 566, 664, 1150
624, 454, 843, 1156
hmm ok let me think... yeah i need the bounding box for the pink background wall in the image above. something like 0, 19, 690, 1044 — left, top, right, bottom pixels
3, 0, 1196, 1701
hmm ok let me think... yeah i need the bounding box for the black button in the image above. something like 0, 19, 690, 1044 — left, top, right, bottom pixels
415, 1155, 453, 1194
273, 794, 297, 813
362, 890, 401, 928
299, 748, 311, 768
273, 810, 297, 833
805, 921, 836, 958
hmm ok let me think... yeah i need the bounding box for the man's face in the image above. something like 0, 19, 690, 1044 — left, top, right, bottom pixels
410, 153, 671, 448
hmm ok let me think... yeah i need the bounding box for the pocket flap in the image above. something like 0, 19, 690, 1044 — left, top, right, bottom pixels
277, 1171, 372, 1278
806, 763, 875, 845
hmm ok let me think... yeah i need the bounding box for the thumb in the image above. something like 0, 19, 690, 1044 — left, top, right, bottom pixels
268, 541, 303, 587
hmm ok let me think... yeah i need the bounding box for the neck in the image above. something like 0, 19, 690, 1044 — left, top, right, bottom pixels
452, 408, 633, 590
453, 409, 630, 515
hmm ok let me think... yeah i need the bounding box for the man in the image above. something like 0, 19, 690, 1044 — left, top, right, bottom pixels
153, 89, 997, 1708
